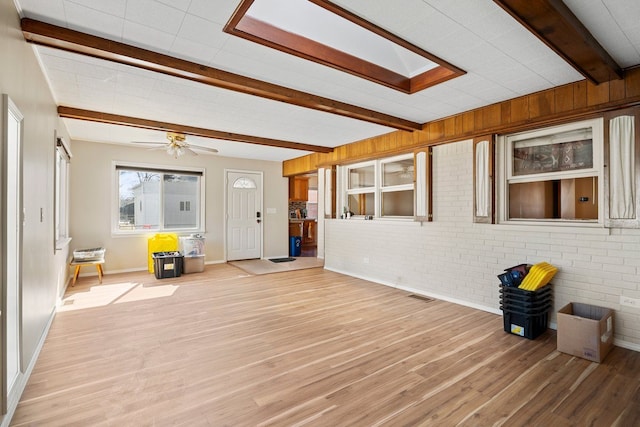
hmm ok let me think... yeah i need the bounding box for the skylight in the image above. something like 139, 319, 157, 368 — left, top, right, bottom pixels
225, 0, 464, 94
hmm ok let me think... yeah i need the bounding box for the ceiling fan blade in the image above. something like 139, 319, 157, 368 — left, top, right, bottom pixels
184, 147, 199, 156
130, 141, 165, 147
129, 134, 217, 157
189, 145, 218, 154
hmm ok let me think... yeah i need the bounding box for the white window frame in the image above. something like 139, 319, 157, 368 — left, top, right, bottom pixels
339, 153, 415, 219
380, 155, 415, 218
343, 159, 375, 217
497, 118, 604, 226
112, 161, 206, 235
54, 136, 71, 250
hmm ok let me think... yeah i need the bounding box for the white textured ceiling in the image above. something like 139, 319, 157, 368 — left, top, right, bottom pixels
246, 0, 439, 77
12, 0, 640, 162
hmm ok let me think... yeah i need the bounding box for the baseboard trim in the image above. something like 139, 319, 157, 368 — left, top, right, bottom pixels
324, 266, 640, 353
74, 259, 228, 277
1, 308, 56, 427
324, 266, 501, 316
614, 338, 640, 352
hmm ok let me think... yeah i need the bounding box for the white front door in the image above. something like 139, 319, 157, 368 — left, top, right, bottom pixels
226, 171, 262, 261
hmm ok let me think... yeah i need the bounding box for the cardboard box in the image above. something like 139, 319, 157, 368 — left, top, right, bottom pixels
557, 303, 614, 363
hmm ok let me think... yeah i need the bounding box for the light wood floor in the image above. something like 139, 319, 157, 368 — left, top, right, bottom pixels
11, 264, 640, 426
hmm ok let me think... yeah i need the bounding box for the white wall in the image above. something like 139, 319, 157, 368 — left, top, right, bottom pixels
0, 0, 72, 423
325, 139, 640, 349
69, 140, 289, 272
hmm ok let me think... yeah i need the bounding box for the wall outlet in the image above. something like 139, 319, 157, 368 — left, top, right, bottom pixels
363, 257, 369, 264
620, 295, 640, 308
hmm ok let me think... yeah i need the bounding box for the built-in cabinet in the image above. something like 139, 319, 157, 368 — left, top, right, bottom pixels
302, 220, 316, 246
289, 219, 316, 247
289, 176, 309, 201
289, 221, 302, 238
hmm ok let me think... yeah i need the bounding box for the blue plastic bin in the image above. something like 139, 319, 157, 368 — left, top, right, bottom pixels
289, 236, 301, 257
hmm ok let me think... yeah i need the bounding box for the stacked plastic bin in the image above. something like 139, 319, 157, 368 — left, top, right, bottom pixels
180, 235, 205, 274
498, 263, 555, 340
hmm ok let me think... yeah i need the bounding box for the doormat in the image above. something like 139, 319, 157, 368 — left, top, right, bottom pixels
270, 257, 296, 263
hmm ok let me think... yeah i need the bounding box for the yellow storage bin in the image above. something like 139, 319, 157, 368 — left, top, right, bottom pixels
148, 233, 178, 273
518, 262, 558, 291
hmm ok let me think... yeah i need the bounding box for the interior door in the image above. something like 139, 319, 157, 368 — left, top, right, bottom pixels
226, 171, 262, 261
2, 95, 23, 414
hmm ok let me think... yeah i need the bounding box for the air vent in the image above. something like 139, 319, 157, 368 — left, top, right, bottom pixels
408, 294, 433, 303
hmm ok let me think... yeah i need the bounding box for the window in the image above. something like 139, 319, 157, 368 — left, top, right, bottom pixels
115, 163, 204, 233
340, 154, 415, 218
55, 137, 71, 249
498, 119, 603, 224
381, 157, 414, 217
346, 162, 375, 216
233, 177, 256, 189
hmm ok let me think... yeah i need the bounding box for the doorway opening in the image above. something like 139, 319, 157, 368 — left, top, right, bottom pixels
288, 173, 318, 257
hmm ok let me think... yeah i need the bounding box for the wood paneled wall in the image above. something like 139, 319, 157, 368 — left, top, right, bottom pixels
283, 67, 640, 176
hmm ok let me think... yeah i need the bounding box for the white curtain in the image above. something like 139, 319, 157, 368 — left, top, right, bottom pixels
475, 140, 489, 217
609, 115, 635, 219
415, 151, 428, 217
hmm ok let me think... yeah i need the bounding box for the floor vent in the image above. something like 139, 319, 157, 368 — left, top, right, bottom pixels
408, 294, 434, 303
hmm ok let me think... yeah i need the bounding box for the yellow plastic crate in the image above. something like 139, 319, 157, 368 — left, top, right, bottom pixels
518, 262, 558, 291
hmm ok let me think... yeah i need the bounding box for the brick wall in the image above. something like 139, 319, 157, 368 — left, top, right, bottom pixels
325, 139, 640, 350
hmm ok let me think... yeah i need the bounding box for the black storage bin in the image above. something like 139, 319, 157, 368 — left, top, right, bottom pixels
502, 310, 549, 340
499, 283, 552, 339
152, 251, 183, 279
500, 289, 552, 310
500, 300, 552, 312
500, 284, 552, 300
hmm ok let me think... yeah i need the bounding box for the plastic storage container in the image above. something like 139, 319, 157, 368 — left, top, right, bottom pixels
180, 235, 205, 274
148, 233, 178, 273
502, 309, 550, 339
151, 251, 183, 279
289, 236, 301, 257
500, 283, 552, 340
179, 235, 205, 256
518, 262, 558, 291
183, 255, 205, 274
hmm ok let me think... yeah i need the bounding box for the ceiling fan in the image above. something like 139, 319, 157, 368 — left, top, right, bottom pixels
134, 132, 218, 158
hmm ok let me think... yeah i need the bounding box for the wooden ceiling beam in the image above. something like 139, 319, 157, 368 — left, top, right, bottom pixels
225, 0, 465, 94
22, 18, 421, 132
494, 0, 623, 84
57, 106, 334, 153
